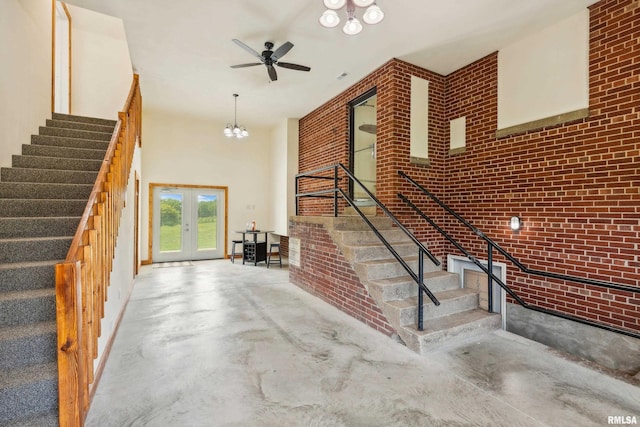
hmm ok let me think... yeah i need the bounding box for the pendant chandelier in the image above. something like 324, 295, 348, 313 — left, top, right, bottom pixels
319, 0, 384, 36
224, 93, 249, 139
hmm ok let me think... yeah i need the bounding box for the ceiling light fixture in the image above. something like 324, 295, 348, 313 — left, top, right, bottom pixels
223, 93, 248, 139
319, 0, 384, 35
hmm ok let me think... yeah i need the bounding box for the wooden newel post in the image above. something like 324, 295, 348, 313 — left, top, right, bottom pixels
56, 261, 86, 427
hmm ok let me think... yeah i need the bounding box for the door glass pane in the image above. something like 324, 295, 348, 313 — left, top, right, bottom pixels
159, 194, 183, 252
197, 194, 217, 250
353, 94, 376, 205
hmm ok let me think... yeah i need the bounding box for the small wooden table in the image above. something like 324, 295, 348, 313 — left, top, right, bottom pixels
236, 230, 272, 266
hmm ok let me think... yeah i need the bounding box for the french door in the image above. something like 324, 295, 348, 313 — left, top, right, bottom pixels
152, 186, 225, 262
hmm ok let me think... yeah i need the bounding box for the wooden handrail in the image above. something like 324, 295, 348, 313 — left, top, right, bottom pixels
55, 74, 141, 427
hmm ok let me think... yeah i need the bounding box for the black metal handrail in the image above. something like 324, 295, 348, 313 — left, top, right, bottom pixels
296, 163, 441, 329
398, 170, 640, 340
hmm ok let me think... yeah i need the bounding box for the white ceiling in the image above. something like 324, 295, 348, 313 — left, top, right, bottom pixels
64, 0, 598, 128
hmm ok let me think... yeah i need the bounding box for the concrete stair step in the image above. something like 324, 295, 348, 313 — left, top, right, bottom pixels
1, 167, 98, 184
52, 112, 116, 127
0, 182, 93, 199
343, 241, 417, 263
12, 155, 102, 172
331, 216, 394, 231
46, 118, 114, 134
384, 288, 480, 326
0, 217, 79, 238
0, 260, 58, 293
0, 321, 57, 370
0, 199, 87, 217
402, 309, 501, 352
31, 134, 110, 151
23, 143, 106, 160
367, 270, 461, 303
355, 256, 440, 281
342, 205, 377, 216
0, 289, 56, 328
0, 236, 72, 263
334, 228, 411, 246
39, 125, 112, 141
0, 362, 58, 424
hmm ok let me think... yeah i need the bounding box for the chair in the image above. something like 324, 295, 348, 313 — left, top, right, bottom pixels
267, 242, 282, 268
231, 240, 244, 263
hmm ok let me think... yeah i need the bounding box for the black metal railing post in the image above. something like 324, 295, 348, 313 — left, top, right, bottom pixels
295, 175, 299, 216
333, 165, 339, 217
418, 249, 425, 331
487, 242, 493, 313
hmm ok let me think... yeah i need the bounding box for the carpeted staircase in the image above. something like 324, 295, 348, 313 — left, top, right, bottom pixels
0, 113, 115, 426
326, 212, 501, 353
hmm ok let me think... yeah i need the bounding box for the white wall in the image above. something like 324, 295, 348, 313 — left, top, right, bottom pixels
96, 143, 141, 362
0, 0, 52, 168
66, 4, 132, 120
269, 118, 299, 237
498, 9, 589, 130
140, 110, 273, 261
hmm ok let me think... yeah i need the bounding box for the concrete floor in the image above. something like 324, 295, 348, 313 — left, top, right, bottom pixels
86, 260, 640, 427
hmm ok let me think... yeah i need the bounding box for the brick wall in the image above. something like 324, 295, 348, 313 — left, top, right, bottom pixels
288, 220, 395, 335
298, 59, 448, 256
297, 0, 639, 334
441, 0, 639, 333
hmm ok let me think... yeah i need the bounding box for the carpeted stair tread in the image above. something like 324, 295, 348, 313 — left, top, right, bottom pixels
31, 134, 110, 151
0, 362, 58, 425
52, 112, 117, 127
0, 321, 56, 342
1, 167, 98, 184
12, 155, 102, 172
3, 408, 60, 427
0, 361, 58, 389
0, 199, 88, 217
0, 217, 80, 238
3, 411, 59, 427
0, 321, 56, 370
0, 260, 59, 293
46, 118, 115, 134
39, 126, 112, 141
0, 182, 93, 199
0, 236, 73, 263
0, 288, 56, 328
23, 143, 106, 160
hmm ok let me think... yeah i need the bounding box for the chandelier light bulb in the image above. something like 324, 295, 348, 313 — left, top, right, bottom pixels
343, 17, 363, 35
319, 9, 340, 27
323, 0, 346, 10
363, 4, 384, 24
320, 0, 384, 35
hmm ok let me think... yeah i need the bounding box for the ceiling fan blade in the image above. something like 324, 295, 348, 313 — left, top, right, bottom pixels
230, 63, 262, 68
232, 39, 263, 61
271, 41, 293, 62
267, 64, 278, 81
277, 62, 311, 72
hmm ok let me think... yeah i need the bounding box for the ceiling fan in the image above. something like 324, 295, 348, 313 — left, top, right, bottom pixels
230, 39, 311, 82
